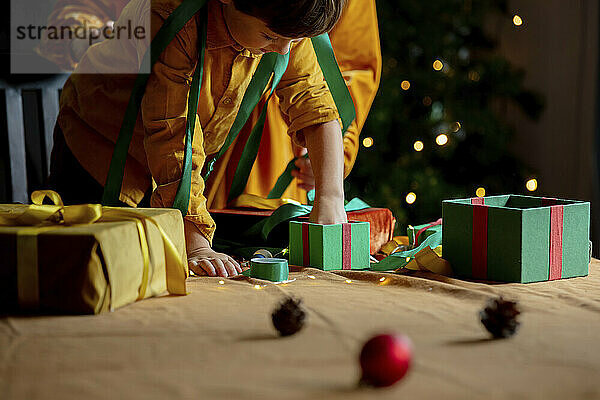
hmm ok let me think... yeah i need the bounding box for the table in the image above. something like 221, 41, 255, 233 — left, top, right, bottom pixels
2, 261, 600, 399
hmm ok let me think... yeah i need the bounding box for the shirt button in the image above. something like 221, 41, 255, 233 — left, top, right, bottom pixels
222, 97, 233, 105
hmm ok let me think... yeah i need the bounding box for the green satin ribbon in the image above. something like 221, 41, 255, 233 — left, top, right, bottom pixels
239, 197, 370, 243
243, 258, 289, 282
172, 6, 207, 213
103, 0, 209, 207
266, 154, 309, 200
267, 158, 298, 199
227, 52, 290, 202
202, 52, 289, 183
311, 35, 356, 135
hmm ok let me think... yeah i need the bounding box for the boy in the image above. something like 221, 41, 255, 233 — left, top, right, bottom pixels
49, 0, 348, 277
204, 0, 382, 207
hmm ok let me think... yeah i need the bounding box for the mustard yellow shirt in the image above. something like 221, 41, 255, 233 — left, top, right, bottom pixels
57, 0, 339, 241
205, 0, 382, 208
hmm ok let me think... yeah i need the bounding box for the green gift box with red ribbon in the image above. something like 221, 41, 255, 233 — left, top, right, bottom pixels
442, 195, 590, 283
288, 221, 370, 270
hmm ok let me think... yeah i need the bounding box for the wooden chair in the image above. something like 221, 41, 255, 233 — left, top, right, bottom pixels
0, 75, 68, 203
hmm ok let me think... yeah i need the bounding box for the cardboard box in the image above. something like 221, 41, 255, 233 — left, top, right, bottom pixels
289, 221, 370, 270
442, 195, 590, 283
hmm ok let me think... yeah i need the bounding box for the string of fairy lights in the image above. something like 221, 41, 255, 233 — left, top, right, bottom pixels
361, 12, 536, 206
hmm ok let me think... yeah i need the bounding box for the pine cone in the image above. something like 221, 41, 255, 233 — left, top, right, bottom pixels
480, 297, 521, 338
272, 297, 306, 336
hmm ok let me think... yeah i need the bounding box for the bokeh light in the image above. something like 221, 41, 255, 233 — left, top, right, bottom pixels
468, 70, 480, 82
526, 178, 538, 192
436, 134, 449, 146
513, 15, 523, 26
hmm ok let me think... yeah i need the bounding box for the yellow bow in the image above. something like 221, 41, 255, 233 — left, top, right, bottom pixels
0, 190, 188, 310
399, 246, 452, 276
0, 190, 104, 227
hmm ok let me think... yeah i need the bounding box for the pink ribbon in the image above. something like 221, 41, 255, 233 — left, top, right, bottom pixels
342, 223, 352, 270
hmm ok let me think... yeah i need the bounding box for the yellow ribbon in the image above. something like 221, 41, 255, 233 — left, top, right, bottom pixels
0, 190, 188, 310
399, 245, 453, 276
230, 193, 302, 210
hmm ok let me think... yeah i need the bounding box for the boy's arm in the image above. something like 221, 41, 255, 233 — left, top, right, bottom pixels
303, 121, 347, 224
290, 0, 382, 189
276, 38, 347, 224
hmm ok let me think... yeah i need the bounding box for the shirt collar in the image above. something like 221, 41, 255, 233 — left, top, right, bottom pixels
206, 0, 260, 58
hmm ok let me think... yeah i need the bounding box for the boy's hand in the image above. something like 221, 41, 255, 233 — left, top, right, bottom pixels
291, 147, 315, 191
310, 194, 347, 225
184, 220, 241, 277
187, 247, 242, 277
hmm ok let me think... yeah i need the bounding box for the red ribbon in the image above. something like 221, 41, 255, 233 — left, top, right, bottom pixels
471, 197, 485, 206
414, 218, 442, 246
469, 197, 565, 281
301, 222, 353, 269
471, 198, 488, 279
342, 223, 352, 270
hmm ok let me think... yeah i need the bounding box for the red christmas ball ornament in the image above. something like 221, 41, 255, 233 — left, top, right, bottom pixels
359, 334, 413, 387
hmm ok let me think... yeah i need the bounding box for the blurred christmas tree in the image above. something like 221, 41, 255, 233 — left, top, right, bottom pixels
346, 0, 544, 232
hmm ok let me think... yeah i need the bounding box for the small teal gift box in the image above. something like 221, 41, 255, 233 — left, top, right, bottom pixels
288, 221, 370, 270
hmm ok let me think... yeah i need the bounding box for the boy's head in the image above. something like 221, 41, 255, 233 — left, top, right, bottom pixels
220, 0, 346, 55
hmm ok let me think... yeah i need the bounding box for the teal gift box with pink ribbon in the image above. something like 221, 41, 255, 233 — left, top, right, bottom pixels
442, 195, 590, 283
288, 221, 370, 270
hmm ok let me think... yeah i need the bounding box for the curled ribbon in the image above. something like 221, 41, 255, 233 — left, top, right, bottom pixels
0, 190, 188, 310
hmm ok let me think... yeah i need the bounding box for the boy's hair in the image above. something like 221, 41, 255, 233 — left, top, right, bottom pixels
233, 0, 346, 38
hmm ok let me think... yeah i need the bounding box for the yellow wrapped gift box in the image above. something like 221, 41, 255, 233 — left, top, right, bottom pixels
0, 191, 188, 314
